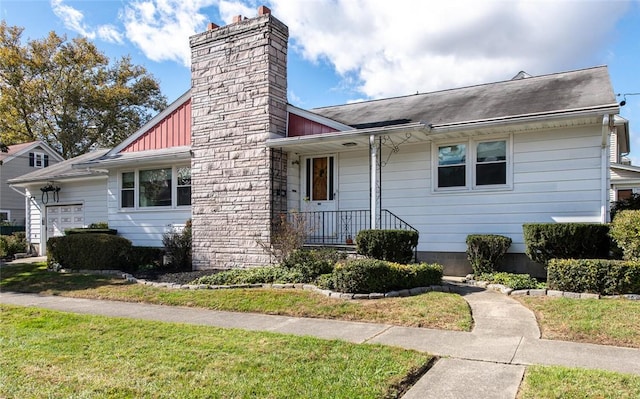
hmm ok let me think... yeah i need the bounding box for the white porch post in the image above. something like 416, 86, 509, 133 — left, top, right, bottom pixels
369, 135, 380, 229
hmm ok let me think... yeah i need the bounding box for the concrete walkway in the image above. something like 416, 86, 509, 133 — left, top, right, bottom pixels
1, 280, 639, 398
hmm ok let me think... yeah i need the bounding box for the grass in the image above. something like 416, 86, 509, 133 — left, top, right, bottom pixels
518, 365, 640, 399
517, 296, 640, 348
0, 304, 433, 398
0, 263, 473, 331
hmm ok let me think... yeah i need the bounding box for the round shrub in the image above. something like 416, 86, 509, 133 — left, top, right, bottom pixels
610, 210, 640, 261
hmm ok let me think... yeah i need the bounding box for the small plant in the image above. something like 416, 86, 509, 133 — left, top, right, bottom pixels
477, 272, 543, 290
280, 248, 344, 282
466, 234, 512, 275
162, 219, 192, 271
259, 212, 309, 264
193, 266, 303, 285
610, 210, 640, 261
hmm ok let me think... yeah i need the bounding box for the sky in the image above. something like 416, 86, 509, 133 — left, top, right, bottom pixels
1, 0, 639, 162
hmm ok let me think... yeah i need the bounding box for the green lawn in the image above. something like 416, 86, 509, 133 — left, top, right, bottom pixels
0, 263, 472, 331
517, 296, 640, 348
518, 365, 640, 399
0, 305, 432, 398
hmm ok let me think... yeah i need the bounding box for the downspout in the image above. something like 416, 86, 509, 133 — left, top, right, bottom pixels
370, 135, 378, 229
602, 115, 614, 223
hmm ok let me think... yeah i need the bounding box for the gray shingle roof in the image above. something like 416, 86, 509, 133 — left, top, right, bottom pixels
311, 66, 617, 127
8, 149, 110, 185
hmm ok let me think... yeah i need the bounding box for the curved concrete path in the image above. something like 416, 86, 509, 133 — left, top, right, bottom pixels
1, 282, 639, 398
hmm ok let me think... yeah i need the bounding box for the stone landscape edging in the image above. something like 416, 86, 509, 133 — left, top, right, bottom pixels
58, 268, 640, 301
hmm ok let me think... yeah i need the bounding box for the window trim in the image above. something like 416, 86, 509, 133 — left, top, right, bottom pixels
432, 135, 513, 193
119, 165, 191, 210
0, 210, 10, 222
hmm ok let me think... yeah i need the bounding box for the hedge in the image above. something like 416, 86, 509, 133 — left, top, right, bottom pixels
47, 234, 131, 271
466, 234, 512, 275
547, 258, 640, 295
332, 259, 442, 294
523, 223, 610, 266
356, 229, 418, 264
0, 232, 27, 259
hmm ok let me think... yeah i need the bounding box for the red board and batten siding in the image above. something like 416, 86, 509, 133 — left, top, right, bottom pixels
121, 99, 192, 152
288, 113, 338, 137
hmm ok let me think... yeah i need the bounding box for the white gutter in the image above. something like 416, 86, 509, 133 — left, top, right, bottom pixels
73, 148, 191, 168
602, 115, 614, 223
429, 104, 620, 134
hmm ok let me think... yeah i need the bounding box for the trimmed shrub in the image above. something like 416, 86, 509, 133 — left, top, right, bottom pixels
332, 259, 442, 294
523, 223, 610, 266
280, 248, 344, 282
193, 266, 303, 285
356, 229, 418, 264
65, 228, 117, 235
466, 234, 512, 275
477, 272, 543, 290
548, 258, 640, 295
610, 210, 640, 261
47, 233, 131, 270
162, 219, 192, 271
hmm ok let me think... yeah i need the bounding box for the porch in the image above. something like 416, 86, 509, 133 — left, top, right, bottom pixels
292, 209, 418, 246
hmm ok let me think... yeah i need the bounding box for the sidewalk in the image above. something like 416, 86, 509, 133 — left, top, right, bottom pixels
1, 285, 639, 398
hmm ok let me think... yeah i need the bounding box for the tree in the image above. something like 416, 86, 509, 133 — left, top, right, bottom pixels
0, 22, 167, 158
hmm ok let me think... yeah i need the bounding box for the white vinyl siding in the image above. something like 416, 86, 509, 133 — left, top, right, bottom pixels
108, 168, 191, 247
291, 124, 605, 256
23, 179, 107, 255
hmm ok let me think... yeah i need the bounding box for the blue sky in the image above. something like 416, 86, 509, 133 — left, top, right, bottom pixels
2, 0, 639, 161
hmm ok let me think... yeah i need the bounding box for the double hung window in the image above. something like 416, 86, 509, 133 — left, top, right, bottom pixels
435, 138, 510, 190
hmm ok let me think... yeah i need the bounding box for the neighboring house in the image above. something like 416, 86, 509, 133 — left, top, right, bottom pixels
9, 7, 633, 276
0, 141, 63, 226
608, 116, 640, 201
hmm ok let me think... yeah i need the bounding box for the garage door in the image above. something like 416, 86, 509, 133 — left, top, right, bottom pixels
47, 204, 84, 239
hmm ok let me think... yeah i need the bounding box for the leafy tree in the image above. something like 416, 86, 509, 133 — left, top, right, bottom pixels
0, 22, 166, 158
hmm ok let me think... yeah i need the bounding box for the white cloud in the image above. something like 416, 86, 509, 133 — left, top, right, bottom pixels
97, 25, 124, 44
51, 0, 96, 38
50, 0, 125, 45
267, 0, 631, 99
122, 0, 219, 66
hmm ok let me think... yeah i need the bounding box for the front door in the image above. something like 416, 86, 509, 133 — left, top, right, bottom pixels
303, 155, 337, 242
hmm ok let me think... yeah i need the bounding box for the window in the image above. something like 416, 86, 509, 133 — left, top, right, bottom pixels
476, 140, 507, 186
29, 152, 49, 168
0, 211, 9, 222
120, 166, 191, 209
305, 156, 334, 201
121, 172, 135, 208
176, 167, 191, 206
435, 138, 510, 191
139, 168, 172, 207
438, 144, 466, 188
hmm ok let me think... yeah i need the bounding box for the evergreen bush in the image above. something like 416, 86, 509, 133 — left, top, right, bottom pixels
522, 223, 610, 266
466, 234, 512, 275
355, 229, 418, 264
610, 210, 640, 261
548, 258, 640, 295
47, 233, 131, 270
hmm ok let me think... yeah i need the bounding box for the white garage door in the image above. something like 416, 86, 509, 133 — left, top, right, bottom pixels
47, 204, 84, 239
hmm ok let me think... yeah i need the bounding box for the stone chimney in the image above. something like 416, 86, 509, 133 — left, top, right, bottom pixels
190, 6, 289, 269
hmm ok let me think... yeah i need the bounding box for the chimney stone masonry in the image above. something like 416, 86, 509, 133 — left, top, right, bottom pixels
189, 7, 289, 269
